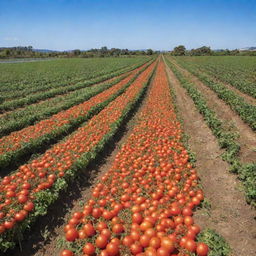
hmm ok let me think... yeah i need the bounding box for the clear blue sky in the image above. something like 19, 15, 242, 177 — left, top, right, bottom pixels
0, 0, 255, 51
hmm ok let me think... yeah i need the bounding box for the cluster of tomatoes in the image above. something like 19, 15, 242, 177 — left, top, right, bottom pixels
0, 62, 155, 241
0, 64, 148, 157
61, 61, 208, 256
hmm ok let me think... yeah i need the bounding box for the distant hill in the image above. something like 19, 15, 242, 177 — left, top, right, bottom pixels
33, 49, 59, 53
239, 47, 256, 51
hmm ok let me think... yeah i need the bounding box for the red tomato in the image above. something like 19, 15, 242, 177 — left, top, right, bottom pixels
101, 228, 111, 238
160, 237, 174, 252
132, 212, 143, 224
196, 242, 209, 256
96, 234, 108, 249
185, 239, 197, 252
130, 242, 143, 255
65, 228, 78, 242
122, 236, 134, 247
78, 230, 87, 239
139, 234, 151, 247
18, 194, 28, 203
106, 242, 119, 256
60, 249, 74, 256
112, 223, 124, 234
83, 243, 95, 255
4, 220, 15, 229
140, 221, 153, 231
14, 212, 26, 222
23, 201, 34, 211
84, 223, 95, 237
156, 247, 169, 256
97, 221, 108, 231
149, 237, 161, 249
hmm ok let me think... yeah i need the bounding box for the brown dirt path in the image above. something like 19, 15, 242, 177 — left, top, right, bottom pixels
168, 57, 256, 163
164, 60, 256, 256
7, 63, 158, 256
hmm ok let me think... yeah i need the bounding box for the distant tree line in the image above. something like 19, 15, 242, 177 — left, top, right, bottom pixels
0, 46, 157, 59
170, 45, 256, 56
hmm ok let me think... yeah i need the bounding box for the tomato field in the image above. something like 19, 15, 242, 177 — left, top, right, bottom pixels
0, 56, 255, 256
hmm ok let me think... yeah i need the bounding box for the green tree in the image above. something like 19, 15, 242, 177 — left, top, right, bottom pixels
173, 45, 186, 56
146, 49, 153, 55
190, 46, 212, 56
73, 49, 81, 56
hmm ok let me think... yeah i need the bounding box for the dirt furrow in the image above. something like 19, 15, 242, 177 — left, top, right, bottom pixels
169, 58, 256, 163
164, 60, 256, 256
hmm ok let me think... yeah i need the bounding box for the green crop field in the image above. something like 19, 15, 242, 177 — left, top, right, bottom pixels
174, 56, 256, 98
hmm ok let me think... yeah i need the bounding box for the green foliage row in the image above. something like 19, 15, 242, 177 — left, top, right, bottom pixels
174, 56, 256, 99
0, 59, 153, 137
0, 58, 150, 111
0, 60, 154, 171
165, 57, 256, 207
0, 62, 156, 252
0, 62, 141, 102
0, 57, 149, 92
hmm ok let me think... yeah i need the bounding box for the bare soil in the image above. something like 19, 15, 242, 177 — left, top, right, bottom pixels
169, 58, 256, 164
164, 60, 256, 256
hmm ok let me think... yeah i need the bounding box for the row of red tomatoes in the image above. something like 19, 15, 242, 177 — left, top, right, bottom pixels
0, 62, 156, 237
0, 62, 147, 155
60, 61, 208, 256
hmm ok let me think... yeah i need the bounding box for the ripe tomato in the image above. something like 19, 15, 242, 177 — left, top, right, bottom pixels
145, 247, 157, 256
130, 230, 140, 241
156, 247, 169, 256
78, 230, 87, 239
17, 194, 28, 204
14, 212, 26, 222
101, 228, 111, 238
139, 234, 151, 247
112, 223, 124, 234
65, 228, 78, 242
182, 207, 193, 216
190, 224, 201, 234
149, 237, 161, 249
122, 236, 134, 247
84, 223, 95, 237
185, 239, 197, 252
96, 234, 108, 249
97, 221, 108, 231
60, 249, 74, 256
160, 237, 174, 252
130, 242, 143, 255
4, 220, 15, 229
196, 242, 209, 256
83, 243, 95, 255
23, 201, 34, 211
106, 242, 119, 256
140, 221, 153, 231
132, 212, 143, 224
